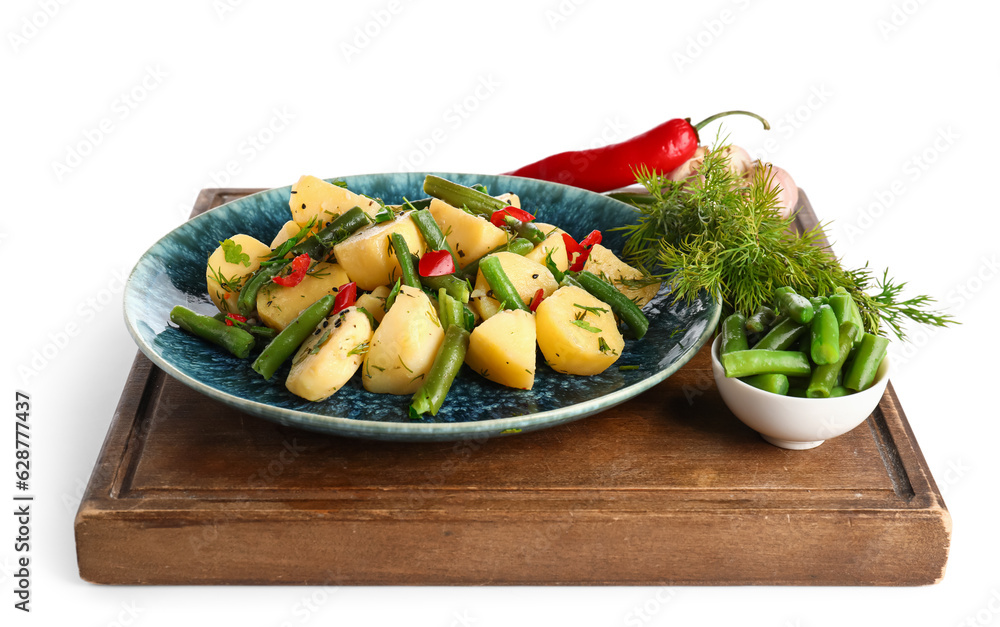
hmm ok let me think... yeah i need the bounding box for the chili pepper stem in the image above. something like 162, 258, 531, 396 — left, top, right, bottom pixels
692, 110, 771, 132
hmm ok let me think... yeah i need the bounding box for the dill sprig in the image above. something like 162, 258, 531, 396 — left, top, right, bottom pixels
616, 139, 956, 340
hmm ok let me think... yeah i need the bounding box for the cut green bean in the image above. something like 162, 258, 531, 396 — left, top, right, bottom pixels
421, 274, 471, 303
720, 312, 749, 355
806, 322, 860, 398
575, 270, 649, 339
844, 332, 890, 392
752, 317, 807, 350
810, 304, 840, 365
829, 385, 853, 398
411, 209, 457, 266
479, 255, 530, 312
237, 206, 371, 316
389, 233, 420, 289
745, 306, 776, 334
409, 325, 471, 417
171, 306, 255, 359
721, 350, 811, 378
456, 237, 534, 280
251, 294, 336, 380
775, 287, 814, 324
827, 293, 852, 326
423, 175, 508, 216
741, 373, 790, 395
212, 312, 277, 339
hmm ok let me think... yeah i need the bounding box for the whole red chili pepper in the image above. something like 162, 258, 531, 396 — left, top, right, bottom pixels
272, 253, 311, 287
504, 110, 769, 192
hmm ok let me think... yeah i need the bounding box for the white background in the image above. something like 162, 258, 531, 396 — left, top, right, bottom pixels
3, 0, 998, 625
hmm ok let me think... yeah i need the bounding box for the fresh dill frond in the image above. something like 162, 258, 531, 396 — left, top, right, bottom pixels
615, 137, 956, 340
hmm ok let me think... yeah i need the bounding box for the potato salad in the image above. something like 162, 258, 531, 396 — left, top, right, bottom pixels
170, 174, 658, 418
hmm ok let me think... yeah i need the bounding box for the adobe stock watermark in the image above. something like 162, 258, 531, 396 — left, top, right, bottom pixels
18, 268, 129, 385
207, 106, 296, 188
102, 601, 144, 627
876, 0, 930, 41
935, 457, 973, 498
340, 0, 404, 62
888, 254, 994, 373
394, 75, 501, 172
624, 588, 676, 626
838, 127, 958, 244
750, 85, 833, 162
544, 0, 589, 30
957, 589, 1000, 627
7, 0, 71, 55
672, 0, 752, 72
51, 64, 168, 182
213, 0, 248, 20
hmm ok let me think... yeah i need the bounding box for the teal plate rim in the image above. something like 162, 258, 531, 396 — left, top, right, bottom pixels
123, 172, 721, 442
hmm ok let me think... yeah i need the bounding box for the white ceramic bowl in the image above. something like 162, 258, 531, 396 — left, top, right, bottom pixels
710, 335, 890, 449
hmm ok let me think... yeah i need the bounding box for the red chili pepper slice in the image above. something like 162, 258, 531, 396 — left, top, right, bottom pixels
332, 282, 357, 315
489, 206, 536, 228
529, 288, 545, 312
562, 230, 603, 272
224, 313, 247, 327
418, 249, 456, 277
272, 253, 311, 287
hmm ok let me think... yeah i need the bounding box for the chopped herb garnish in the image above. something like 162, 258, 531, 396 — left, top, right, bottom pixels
571, 319, 602, 333
220, 238, 251, 267
574, 303, 608, 316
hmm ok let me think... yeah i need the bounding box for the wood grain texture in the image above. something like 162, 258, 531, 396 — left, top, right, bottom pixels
74, 188, 951, 586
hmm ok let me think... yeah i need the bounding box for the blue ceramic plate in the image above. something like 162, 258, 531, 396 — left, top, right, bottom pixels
124, 173, 719, 441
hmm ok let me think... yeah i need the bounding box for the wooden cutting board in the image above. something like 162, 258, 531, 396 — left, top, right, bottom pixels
74, 188, 950, 586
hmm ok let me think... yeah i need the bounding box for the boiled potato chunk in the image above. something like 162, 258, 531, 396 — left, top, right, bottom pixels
496, 192, 520, 208
362, 285, 445, 394
465, 309, 536, 390
582, 244, 660, 308
470, 252, 558, 321
286, 307, 373, 402
269, 220, 302, 249
536, 285, 624, 375
289, 175, 381, 230
256, 262, 351, 331
206, 234, 272, 314
332, 211, 427, 290
428, 199, 507, 269
523, 222, 569, 272
355, 285, 391, 323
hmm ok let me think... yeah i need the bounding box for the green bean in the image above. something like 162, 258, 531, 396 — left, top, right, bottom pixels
559, 274, 584, 290
720, 312, 749, 355
411, 209, 457, 266
421, 274, 471, 303
745, 306, 776, 334
829, 385, 853, 398
456, 238, 534, 280
575, 270, 650, 339
741, 373, 790, 395
810, 304, 840, 365
423, 175, 508, 216
775, 287, 814, 324
171, 306, 255, 359
806, 322, 860, 398
212, 312, 276, 340
479, 255, 530, 312
847, 295, 866, 338
409, 325, 471, 418
398, 197, 432, 211
752, 317, 807, 350
843, 332, 890, 392
462, 304, 476, 331
389, 233, 420, 289
435, 289, 463, 330
251, 294, 336, 380
720, 350, 812, 378
827, 293, 852, 326
501, 215, 546, 244
237, 206, 371, 316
